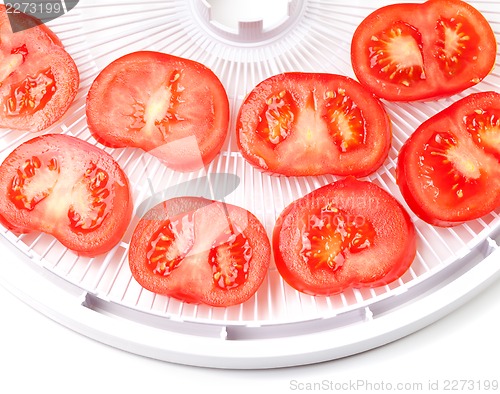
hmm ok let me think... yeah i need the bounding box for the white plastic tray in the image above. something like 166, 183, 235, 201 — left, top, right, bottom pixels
0, 0, 499, 369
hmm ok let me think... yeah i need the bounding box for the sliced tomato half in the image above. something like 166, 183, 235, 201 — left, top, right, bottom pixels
129, 197, 271, 307
0, 5, 79, 132
86, 51, 230, 172
273, 177, 416, 296
236, 73, 391, 177
0, 134, 133, 256
351, 0, 496, 101
397, 91, 500, 226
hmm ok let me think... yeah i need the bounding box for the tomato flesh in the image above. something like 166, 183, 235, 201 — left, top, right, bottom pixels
464, 110, 500, 161
351, 0, 496, 101
397, 92, 500, 226
129, 197, 271, 307
273, 177, 416, 296
9, 153, 59, 210
323, 89, 367, 152
5, 68, 56, 116
68, 164, 113, 232
0, 134, 132, 256
0, 5, 79, 131
368, 21, 426, 88
435, 17, 477, 76
237, 73, 391, 177
209, 229, 252, 290
421, 131, 484, 203
301, 206, 376, 272
256, 90, 296, 145
146, 218, 193, 277
86, 51, 229, 172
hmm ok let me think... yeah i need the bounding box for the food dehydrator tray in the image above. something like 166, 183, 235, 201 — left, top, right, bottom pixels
0, 0, 499, 369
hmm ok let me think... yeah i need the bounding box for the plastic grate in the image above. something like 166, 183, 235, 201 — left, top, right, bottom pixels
1, 0, 499, 329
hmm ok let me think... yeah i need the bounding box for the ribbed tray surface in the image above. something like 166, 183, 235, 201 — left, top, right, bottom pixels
1, 0, 499, 327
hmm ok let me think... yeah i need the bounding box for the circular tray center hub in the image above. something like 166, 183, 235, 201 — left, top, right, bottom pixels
194, 0, 306, 43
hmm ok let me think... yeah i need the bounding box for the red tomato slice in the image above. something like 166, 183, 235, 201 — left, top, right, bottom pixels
236, 73, 391, 177
396, 92, 500, 226
86, 51, 230, 172
2, 4, 64, 46
0, 134, 133, 256
273, 177, 416, 296
351, 0, 496, 101
0, 5, 79, 132
129, 197, 271, 307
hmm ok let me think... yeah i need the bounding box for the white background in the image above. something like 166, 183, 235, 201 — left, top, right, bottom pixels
1, 279, 499, 394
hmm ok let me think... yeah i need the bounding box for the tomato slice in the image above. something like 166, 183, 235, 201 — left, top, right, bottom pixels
129, 197, 271, 307
273, 177, 416, 296
396, 92, 500, 226
236, 73, 391, 177
351, 0, 496, 101
86, 51, 230, 172
0, 5, 79, 132
0, 134, 133, 256
2, 4, 64, 46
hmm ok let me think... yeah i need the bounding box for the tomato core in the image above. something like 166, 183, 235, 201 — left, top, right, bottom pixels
126, 69, 184, 137
368, 22, 425, 87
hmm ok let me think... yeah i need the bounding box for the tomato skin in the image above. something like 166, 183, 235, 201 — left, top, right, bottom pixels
396, 92, 500, 227
273, 177, 416, 296
236, 72, 391, 177
0, 134, 133, 256
129, 197, 271, 307
86, 51, 230, 172
351, 0, 496, 101
0, 5, 79, 132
